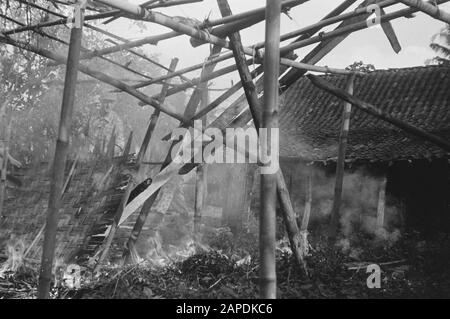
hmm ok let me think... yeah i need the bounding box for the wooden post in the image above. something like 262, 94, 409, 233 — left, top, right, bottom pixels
106, 126, 116, 158
194, 86, 208, 243
0, 122, 11, 217
122, 59, 179, 263
329, 74, 355, 239
301, 169, 313, 232
376, 175, 387, 230
260, 0, 281, 299
136, 58, 179, 166
37, 6, 84, 299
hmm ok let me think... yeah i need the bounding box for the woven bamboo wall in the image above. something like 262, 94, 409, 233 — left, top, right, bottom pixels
0, 157, 127, 264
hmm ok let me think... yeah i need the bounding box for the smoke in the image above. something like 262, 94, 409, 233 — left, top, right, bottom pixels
284, 163, 402, 245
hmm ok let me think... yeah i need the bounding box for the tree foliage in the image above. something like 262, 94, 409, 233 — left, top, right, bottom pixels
0, 1, 187, 164
429, 24, 450, 65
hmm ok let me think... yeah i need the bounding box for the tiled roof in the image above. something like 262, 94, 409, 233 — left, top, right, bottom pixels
279, 65, 450, 162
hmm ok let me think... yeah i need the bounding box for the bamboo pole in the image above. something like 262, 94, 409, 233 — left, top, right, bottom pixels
279, 58, 358, 75
194, 87, 208, 243
217, 0, 307, 274
1, 12, 154, 82
37, 6, 85, 299
136, 58, 179, 166
399, 0, 450, 24
191, 0, 308, 47
376, 174, 387, 230
260, 0, 281, 300
329, 74, 355, 239
307, 74, 450, 153
122, 60, 178, 264
0, 122, 11, 218
123, 46, 222, 262
13, 0, 186, 80
301, 169, 313, 232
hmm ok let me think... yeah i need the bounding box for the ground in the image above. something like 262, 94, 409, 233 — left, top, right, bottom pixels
1, 226, 450, 299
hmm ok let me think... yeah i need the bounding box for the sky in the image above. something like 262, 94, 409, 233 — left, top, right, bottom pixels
103, 0, 450, 94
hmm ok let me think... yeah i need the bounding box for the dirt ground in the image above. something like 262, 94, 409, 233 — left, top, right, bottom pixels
1, 226, 450, 299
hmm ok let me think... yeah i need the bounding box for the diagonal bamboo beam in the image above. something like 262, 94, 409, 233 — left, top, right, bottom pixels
307, 74, 450, 152
190, 0, 309, 47
399, 0, 450, 24
131, 0, 400, 90
0, 8, 157, 81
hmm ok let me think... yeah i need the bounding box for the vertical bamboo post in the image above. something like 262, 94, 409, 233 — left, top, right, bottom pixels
301, 169, 313, 232
136, 58, 179, 166
260, 0, 281, 299
329, 73, 355, 239
376, 174, 387, 230
106, 126, 116, 159
122, 59, 178, 264
194, 87, 208, 243
37, 5, 84, 299
217, 0, 307, 276
0, 122, 11, 217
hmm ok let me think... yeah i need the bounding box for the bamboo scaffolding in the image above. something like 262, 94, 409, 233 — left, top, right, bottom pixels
190, 0, 308, 47
399, 0, 450, 24
4, 8, 119, 35
307, 74, 450, 153
278, 0, 450, 56
131, 0, 398, 90
329, 74, 355, 239
37, 7, 85, 299
12, 0, 188, 80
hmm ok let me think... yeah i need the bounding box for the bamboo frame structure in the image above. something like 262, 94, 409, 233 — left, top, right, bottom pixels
0, 0, 449, 300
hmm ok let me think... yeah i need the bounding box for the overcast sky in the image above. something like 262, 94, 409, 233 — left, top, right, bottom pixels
104, 0, 450, 92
